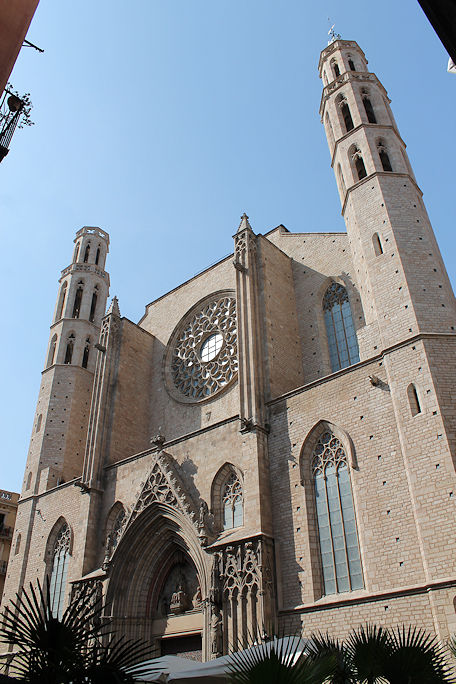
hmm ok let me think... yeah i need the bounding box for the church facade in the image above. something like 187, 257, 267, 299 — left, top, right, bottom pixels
2, 39, 456, 661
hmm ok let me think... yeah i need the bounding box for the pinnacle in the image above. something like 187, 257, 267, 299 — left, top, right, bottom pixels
106, 296, 121, 317
237, 212, 253, 233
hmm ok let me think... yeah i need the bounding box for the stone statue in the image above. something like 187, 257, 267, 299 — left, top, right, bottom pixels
211, 606, 223, 657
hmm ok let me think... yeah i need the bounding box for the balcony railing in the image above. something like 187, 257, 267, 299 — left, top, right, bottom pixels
0, 560, 7, 575
0, 526, 13, 539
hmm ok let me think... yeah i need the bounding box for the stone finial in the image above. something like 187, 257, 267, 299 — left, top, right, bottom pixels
106, 296, 121, 317
237, 212, 253, 233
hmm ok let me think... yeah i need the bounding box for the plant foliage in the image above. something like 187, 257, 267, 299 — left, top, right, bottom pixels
0, 578, 152, 683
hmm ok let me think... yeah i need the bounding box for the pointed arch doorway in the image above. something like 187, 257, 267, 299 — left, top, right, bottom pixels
105, 501, 210, 661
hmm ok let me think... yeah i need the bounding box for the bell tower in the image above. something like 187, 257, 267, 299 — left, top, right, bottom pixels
319, 39, 456, 598
23, 227, 110, 495
319, 38, 455, 352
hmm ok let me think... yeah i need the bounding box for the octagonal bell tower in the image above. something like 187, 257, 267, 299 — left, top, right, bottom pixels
22, 227, 110, 496
319, 38, 455, 349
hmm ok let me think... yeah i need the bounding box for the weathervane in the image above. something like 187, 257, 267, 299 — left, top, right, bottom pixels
327, 19, 341, 45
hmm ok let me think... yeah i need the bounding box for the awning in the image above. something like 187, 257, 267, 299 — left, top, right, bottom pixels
137, 637, 309, 682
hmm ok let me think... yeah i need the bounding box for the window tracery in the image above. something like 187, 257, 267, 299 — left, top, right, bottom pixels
64, 334, 75, 364
361, 89, 377, 123
49, 522, 70, 618
323, 282, 360, 371
313, 431, 363, 595
337, 94, 354, 132
351, 146, 367, 180
377, 140, 393, 172
222, 472, 243, 530
169, 295, 238, 401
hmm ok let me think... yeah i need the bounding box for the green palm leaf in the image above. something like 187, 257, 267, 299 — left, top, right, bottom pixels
383, 626, 455, 684
227, 635, 335, 684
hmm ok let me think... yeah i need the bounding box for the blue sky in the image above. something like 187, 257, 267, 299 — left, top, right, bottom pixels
1, 0, 455, 492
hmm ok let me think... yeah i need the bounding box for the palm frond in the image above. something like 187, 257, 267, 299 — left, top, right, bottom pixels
384, 625, 455, 684
307, 631, 355, 683
345, 623, 389, 684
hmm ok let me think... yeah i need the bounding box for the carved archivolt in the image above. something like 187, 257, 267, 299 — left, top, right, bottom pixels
106, 452, 209, 566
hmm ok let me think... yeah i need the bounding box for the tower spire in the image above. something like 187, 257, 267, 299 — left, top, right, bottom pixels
237, 212, 253, 233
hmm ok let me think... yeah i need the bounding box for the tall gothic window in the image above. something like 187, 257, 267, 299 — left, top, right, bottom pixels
56, 281, 67, 321
361, 90, 377, 124
47, 334, 58, 367
323, 283, 360, 371
89, 290, 98, 323
83, 243, 90, 263
351, 147, 367, 180
64, 334, 75, 365
72, 283, 83, 318
49, 523, 70, 619
377, 140, 393, 172
313, 431, 363, 595
338, 95, 354, 133
222, 472, 243, 530
82, 337, 90, 369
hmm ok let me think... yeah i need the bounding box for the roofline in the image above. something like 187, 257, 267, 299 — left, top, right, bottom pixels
139, 252, 234, 323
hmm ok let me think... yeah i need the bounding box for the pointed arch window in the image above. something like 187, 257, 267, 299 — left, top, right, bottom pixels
56, 281, 67, 321
49, 523, 70, 619
351, 147, 367, 180
337, 164, 346, 198
72, 283, 84, 318
323, 283, 360, 371
64, 334, 75, 365
372, 232, 383, 256
89, 289, 98, 323
82, 337, 90, 369
331, 59, 340, 78
313, 431, 363, 595
377, 140, 393, 172
361, 90, 377, 124
73, 242, 80, 263
325, 112, 335, 150
337, 95, 354, 133
47, 334, 57, 367
83, 243, 90, 263
107, 507, 126, 557
407, 383, 421, 416
222, 472, 243, 530
95, 246, 101, 265
348, 56, 356, 71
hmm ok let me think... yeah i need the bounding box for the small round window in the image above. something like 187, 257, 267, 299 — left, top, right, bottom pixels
200, 333, 223, 362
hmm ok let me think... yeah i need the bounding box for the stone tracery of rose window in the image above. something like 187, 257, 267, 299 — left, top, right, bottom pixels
170, 295, 238, 400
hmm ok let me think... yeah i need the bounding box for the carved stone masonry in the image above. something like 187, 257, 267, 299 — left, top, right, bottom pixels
107, 453, 212, 567
70, 578, 104, 628
217, 537, 275, 600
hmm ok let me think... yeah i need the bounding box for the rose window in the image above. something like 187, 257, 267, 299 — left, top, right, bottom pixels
169, 295, 238, 401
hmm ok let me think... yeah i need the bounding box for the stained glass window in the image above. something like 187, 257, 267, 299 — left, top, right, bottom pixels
222, 472, 243, 530
313, 432, 363, 595
323, 283, 360, 372
49, 523, 70, 619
